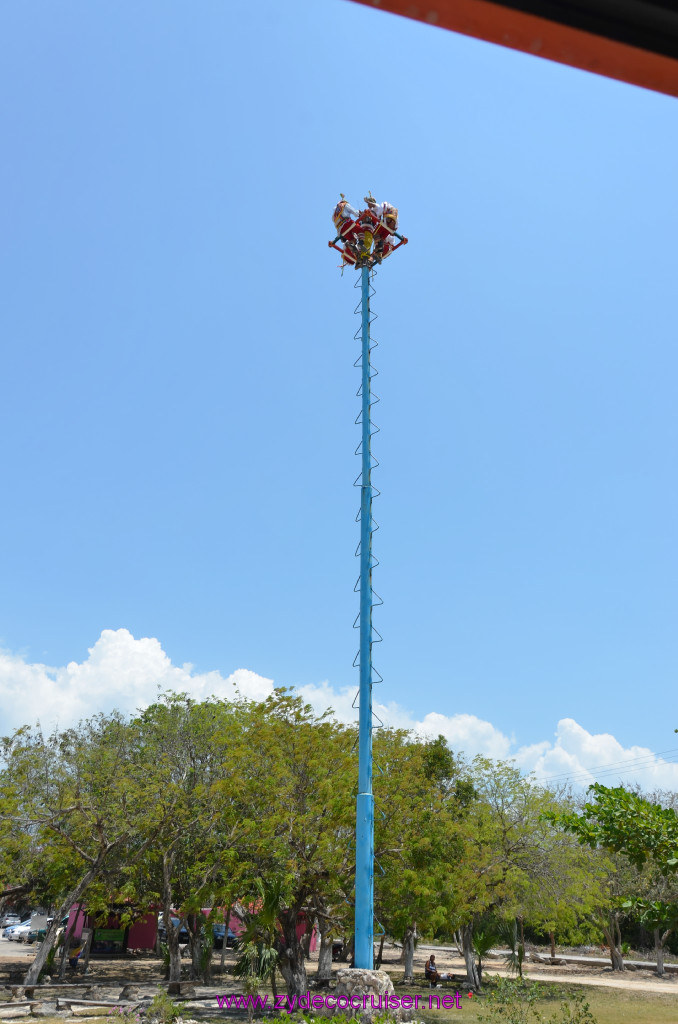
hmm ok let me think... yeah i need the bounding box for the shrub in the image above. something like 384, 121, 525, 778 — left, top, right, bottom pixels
146, 990, 186, 1024
477, 979, 598, 1024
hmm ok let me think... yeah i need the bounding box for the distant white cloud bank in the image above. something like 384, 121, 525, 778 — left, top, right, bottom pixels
1, 628, 676, 791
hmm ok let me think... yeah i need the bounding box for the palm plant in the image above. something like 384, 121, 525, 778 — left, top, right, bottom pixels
233, 940, 279, 1023
472, 925, 499, 987
236, 876, 286, 1000
500, 918, 525, 979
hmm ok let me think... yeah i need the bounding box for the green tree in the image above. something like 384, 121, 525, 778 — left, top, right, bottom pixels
130, 694, 250, 984
623, 864, 678, 976
449, 761, 606, 987
549, 784, 678, 873
234, 691, 356, 998
546, 783, 678, 971
374, 732, 463, 982
0, 713, 150, 985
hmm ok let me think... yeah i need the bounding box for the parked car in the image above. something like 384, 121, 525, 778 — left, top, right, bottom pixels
27, 918, 53, 944
212, 923, 237, 949
157, 914, 190, 945
0, 914, 21, 929
3, 918, 30, 939
9, 922, 32, 942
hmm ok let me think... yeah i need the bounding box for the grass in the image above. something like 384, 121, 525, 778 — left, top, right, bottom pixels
398, 982, 678, 1024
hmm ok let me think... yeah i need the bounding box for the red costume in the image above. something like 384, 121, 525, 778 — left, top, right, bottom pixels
329, 195, 406, 270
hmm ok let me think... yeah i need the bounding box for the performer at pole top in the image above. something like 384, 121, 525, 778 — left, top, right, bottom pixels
329, 193, 407, 270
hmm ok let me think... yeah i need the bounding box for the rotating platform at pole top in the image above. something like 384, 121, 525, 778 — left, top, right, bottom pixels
329, 194, 407, 270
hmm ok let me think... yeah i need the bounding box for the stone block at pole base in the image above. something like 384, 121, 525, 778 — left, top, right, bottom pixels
322, 969, 412, 1023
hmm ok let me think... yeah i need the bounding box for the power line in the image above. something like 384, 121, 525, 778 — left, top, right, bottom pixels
537, 746, 678, 786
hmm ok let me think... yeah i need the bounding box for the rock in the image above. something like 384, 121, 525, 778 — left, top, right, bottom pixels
81, 990, 113, 1002
119, 988, 140, 1002
625, 964, 637, 972
322, 968, 412, 1023
167, 978, 197, 995
0, 1009, 31, 1019
30, 1006, 58, 1018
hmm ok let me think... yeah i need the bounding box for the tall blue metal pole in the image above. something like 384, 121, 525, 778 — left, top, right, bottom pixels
355, 264, 374, 970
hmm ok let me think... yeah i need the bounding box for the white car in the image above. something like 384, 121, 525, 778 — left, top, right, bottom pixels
8, 922, 32, 942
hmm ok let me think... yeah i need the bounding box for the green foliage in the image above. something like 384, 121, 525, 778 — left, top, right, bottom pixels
272, 1015, 358, 1024
546, 784, 678, 874
473, 923, 499, 985
159, 943, 171, 974
0, 689, 648, 995
106, 1008, 142, 1024
622, 896, 678, 934
479, 977, 542, 1023
478, 979, 598, 1024
501, 919, 526, 978
146, 991, 186, 1024
233, 939, 279, 987
373, 729, 465, 943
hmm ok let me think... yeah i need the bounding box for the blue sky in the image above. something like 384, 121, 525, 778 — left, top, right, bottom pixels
1, 0, 677, 788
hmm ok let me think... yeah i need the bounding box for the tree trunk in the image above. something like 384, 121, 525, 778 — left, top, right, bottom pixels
316, 926, 333, 982
167, 927, 182, 984
375, 933, 385, 969
188, 915, 202, 982
24, 866, 101, 985
80, 931, 93, 976
461, 924, 480, 991
654, 928, 671, 978
549, 932, 556, 961
300, 928, 312, 957
601, 917, 625, 972
202, 935, 213, 985
162, 852, 182, 984
58, 916, 78, 981
402, 923, 417, 983
277, 909, 307, 999
219, 906, 231, 977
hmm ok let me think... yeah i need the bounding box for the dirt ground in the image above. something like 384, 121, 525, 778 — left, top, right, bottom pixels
1, 940, 677, 998
404, 945, 678, 996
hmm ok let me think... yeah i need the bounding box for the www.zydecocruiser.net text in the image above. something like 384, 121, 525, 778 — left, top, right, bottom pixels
215, 992, 466, 1013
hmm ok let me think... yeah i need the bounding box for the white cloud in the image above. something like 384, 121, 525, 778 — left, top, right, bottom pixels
1, 629, 676, 791
296, 683, 513, 759
0, 628, 274, 736
514, 718, 678, 791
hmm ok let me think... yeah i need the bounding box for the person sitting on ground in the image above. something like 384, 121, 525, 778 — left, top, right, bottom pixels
425, 953, 442, 985
428, 954, 454, 987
